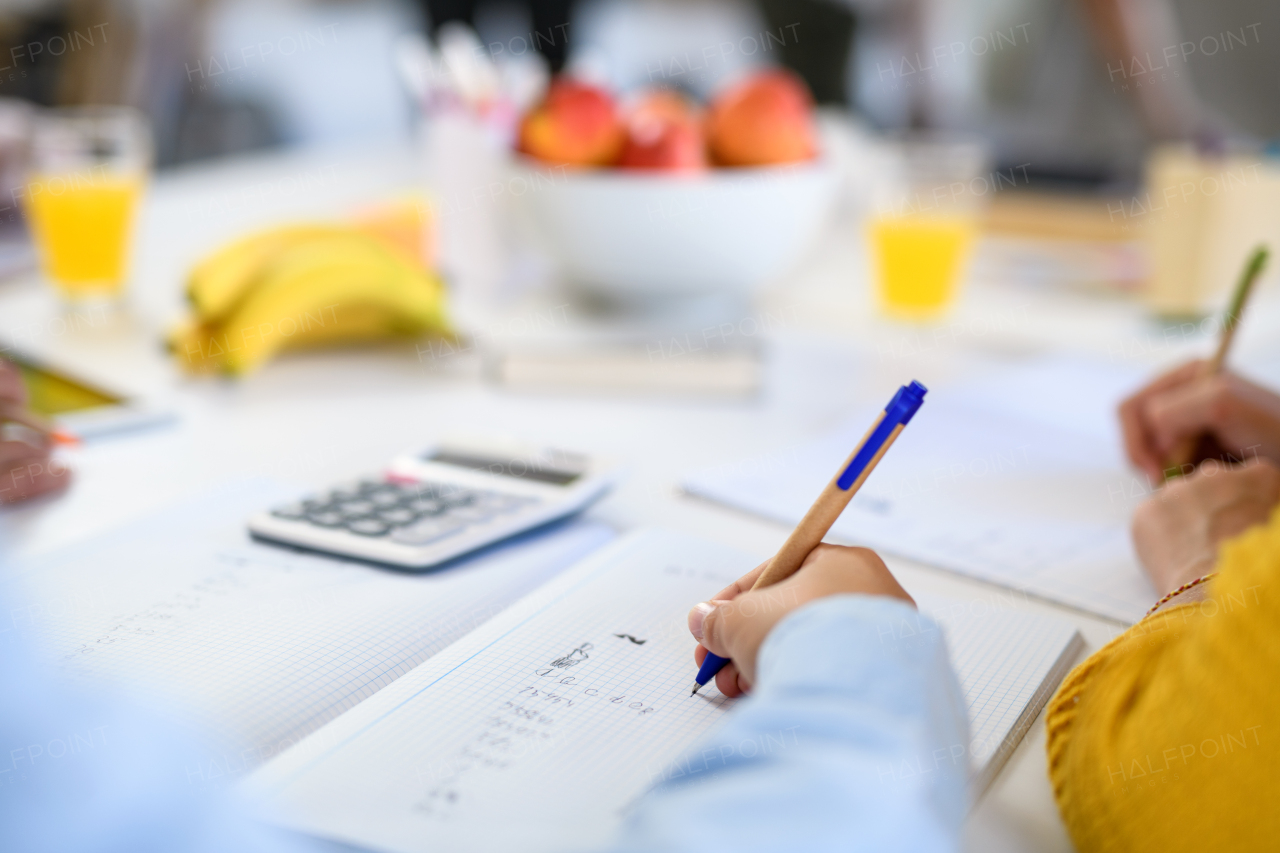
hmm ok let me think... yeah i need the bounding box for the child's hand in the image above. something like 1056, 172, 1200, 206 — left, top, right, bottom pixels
1119, 360, 1280, 482
1132, 457, 1280, 594
0, 358, 71, 504
687, 544, 913, 697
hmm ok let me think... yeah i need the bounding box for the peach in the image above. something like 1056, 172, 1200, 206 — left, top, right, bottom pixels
517, 79, 625, 167
706, 69, 817, 167
618, 90, 706, 172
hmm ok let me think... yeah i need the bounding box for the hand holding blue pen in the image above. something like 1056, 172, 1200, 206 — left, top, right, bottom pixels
691, 381, 928, 695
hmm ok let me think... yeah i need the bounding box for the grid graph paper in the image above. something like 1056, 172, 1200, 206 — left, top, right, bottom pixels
11, 482, 614, 772
917, 594, 1082, 796
249, 529, 1081, 853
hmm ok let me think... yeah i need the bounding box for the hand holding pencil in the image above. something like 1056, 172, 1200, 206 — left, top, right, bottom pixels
1119, 246, 1280, 483
1158, 247, 1268, 478
688, 544, 913, 697
688, 380, 927, 697
1119, 362, 1280, 483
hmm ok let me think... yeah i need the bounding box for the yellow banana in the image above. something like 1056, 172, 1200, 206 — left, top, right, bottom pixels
206, 233, 449, 375
186, 224, 352, 322
166, 317, 222, 374
168, 303, 433, 374
277, 302, 408, 349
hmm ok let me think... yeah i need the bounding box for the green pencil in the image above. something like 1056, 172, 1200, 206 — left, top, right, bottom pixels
1163, 245, 1269, 479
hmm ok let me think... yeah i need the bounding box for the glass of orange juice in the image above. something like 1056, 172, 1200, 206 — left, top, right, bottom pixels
868, 137, 989, 320
25, 107, 150, 302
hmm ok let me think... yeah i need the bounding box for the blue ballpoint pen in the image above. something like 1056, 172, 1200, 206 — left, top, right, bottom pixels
692, 380, 928, 695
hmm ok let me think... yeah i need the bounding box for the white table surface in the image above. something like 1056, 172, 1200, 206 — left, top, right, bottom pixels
5, 140, 1280, 853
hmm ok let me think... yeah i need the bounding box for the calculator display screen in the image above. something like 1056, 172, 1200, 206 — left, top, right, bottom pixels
426, 449, 583, 486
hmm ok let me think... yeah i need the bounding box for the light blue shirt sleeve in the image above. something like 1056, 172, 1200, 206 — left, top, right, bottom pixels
611, 594, 970, 853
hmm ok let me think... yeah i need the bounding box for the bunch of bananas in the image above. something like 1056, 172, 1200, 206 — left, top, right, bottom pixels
168, 212, 452, 376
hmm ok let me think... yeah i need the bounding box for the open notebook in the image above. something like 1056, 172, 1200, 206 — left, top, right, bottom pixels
15, 489, 1079, 852
246, 529, 1080, 853
684, 358, 1157, 623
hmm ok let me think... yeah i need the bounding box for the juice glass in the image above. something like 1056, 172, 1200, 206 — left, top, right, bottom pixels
25, 107, 150, 302
868, 138, 988, 320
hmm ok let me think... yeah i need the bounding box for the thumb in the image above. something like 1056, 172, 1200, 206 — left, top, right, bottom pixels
697, 599, 736, 659
698, 592, 776, 683
688, 598, 729, 645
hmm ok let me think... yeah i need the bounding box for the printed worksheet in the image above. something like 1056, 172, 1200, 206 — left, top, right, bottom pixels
248, 529, 1080, 853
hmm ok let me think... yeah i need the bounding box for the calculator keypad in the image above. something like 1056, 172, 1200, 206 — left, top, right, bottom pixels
270, 479, 539, 544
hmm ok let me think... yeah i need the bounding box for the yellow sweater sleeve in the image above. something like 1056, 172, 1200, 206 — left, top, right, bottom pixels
1045, 506, 1280, 852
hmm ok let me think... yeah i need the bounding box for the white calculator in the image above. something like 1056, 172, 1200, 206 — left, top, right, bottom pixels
248, 440, 615, 569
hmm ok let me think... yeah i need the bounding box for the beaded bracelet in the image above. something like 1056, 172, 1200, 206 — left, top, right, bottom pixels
1145, 572, 1218, 617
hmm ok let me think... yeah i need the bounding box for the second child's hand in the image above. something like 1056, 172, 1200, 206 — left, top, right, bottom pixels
687, 545, 914, 697
1119, 361, 1280, 483
1132, 458, 1280, 595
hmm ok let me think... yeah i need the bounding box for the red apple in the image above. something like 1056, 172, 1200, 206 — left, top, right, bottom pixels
517, 78, 625, 167
706, 69, 817, 167
618, 90, 707, 172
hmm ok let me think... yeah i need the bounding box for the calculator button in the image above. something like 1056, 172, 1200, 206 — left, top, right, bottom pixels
378, 507, 416, 525
369, 490, 402, 507
307, 511, 345, 528
406, 498, 445, 514
346, 518, 391, 537
390, 517, 466, 545
337, 500, 375, 516
270, 503, 308, 520
398, 481, 434, 498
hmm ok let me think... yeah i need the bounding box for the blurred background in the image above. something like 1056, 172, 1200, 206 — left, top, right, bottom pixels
1, 0, 1280, 422
0, 0, 1273, 172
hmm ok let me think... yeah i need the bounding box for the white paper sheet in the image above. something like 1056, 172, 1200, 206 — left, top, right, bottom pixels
683, 358, 1158, 623
248, 528, 1080, 853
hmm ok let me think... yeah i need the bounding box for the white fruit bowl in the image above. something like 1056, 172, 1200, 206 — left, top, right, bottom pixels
514, 158, 837, 302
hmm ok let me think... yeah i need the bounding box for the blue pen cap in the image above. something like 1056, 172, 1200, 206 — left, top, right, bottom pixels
885, 380, 928, 425
834, 380, 928, 490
